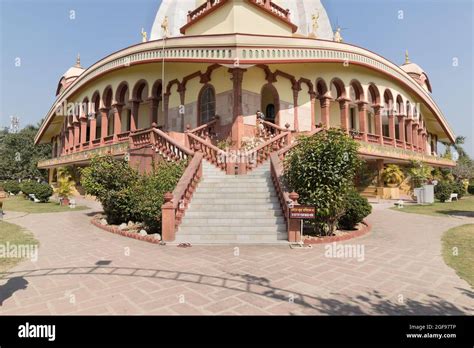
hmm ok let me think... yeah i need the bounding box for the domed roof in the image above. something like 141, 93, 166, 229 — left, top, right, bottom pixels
56, 55, 85, 96
400, 62, 425, 76
150, 0, 333, 40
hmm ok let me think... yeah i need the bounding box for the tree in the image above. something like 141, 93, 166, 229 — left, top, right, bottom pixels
452, 157, 474, 181
284, 128, 360, 235
441, 136, 468, 159
0, 124, 51, 181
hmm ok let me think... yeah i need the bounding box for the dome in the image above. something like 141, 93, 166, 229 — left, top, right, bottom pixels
400, 62, 425, 76
56, 55, 85, 96
150, 0, 333, 40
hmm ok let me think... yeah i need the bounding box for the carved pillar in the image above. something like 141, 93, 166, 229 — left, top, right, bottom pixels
149, 97, 159, 125
112, 104, 123, 141
338, 98, 350, 133
161, 192, 176, 242
288, 192, 301, 243
376, 159, 384, 188
412, 122, 419, 152
163, 93, 170, 131
229, 68, 246, 149
73, 120, 80, 148
99, 108, 109, 144
397, 115, 406, 149
68, 125, 74, 152
373, 105, 383, 145
292, 86, 300, 132
319, 96, 331, 129
405, 118, 413, 150
358, 101, 368, 142
309, 92, 316, 130
89, 113, 97, 145
388, 113, 396, 146
80, 115, 87, 146
418, 127, 424, 153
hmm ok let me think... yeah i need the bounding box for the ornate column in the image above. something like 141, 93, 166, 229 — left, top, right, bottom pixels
405, 118, 413, 150
319, 96, 331, 129
89, 114, 97, 145
337, 98, 350, 133
68, 125, 74, 152
74, 119, 81, 147
163, 93, 170, 131
99, 108, 110, 144
149, 97, 160, 125
80, 115, 87, 147
358, 101, 368, 142
229, 68, 246, 149
112, 103, 123, 141
309, 92, 316, 130
412, 122, 419, 152
397, 115, 406, 149
373, 105, 383, 145
388, 112, 396, 147
130, 100, 140, 132
292, 85, 300, 132
418, 127, 425, 153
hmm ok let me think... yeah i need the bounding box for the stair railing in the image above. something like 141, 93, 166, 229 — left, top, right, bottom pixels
245, 131, 292, 173
186, 132, 228, 172
186, 118, 218, 141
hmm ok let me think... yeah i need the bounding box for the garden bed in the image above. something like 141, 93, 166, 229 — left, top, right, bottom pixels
303, 221, 371, 245
91, 215, 163, 245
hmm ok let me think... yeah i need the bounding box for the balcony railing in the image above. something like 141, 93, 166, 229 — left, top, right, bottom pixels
366, 133, 380, 144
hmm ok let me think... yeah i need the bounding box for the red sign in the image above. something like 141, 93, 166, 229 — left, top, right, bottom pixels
289, 206, 316, 219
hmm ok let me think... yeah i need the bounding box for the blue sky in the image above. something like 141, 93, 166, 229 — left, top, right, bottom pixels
1, 0, 472, 156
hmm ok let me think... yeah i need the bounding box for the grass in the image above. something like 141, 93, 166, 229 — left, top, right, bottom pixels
0, 221, 39, 273
2, 196, 88, 214
442, 224, 474, 288
391, 195, 474, 218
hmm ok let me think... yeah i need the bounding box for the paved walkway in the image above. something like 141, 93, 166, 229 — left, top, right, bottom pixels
0, 199, 472, 315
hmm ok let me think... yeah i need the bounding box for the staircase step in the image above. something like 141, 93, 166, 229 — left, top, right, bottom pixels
180, 217, 285, 226
196, 187, 273, 193
185, 211, 283, 218
174, 232, 288, 244
189, 204, 282, 211
192, 192, 277, 199
191, 198, 280, 204
177, 225, 286, 233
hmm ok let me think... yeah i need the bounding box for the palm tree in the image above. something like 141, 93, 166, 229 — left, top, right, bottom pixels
441, 136, 467, 159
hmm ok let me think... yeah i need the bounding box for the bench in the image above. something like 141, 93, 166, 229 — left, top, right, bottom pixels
394, 200, 404, 209
447, 193, 458, 202
28, 194, 41, 203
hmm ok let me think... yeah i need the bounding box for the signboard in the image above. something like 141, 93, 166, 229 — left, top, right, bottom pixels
289, 206, 316, 220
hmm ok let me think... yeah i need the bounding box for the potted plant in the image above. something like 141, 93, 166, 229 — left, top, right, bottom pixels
56, 176, 74, 206
382, 164, 405, 187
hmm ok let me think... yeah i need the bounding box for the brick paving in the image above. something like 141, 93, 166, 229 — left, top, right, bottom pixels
0, 199, 473, 315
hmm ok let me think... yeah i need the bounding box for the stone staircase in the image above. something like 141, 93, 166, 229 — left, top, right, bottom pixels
175, 161, 287, 244
359, 185, 378, 199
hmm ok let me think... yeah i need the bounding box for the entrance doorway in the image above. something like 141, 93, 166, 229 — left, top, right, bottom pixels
261, 84, 279, 124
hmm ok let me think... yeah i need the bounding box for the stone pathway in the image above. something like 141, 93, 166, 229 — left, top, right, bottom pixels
0, 199, 472, 315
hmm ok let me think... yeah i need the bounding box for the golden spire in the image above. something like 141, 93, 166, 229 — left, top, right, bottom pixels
75, 53, 81, 68
405, 49, 410, 64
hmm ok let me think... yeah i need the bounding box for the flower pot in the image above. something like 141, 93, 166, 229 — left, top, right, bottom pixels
60, 197, 70, 206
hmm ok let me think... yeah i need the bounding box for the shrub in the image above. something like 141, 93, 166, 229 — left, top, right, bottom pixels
3, 180, 21, 194
382, 164, 405, 186
34, 183, 53, 202
284, 128, 360, 235
435, 181, 453, 203
408, 160, 433, 189
452, 181, 466, 199
338, 190, 372, 230
468, 185, 474, 195
20, 181, 39, 197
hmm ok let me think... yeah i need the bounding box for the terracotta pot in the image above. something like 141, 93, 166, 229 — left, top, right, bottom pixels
60, 198, 70, 206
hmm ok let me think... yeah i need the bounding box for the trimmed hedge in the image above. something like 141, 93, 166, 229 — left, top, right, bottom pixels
20, 181, 39, 197
468, 185, 474, 195
338, 189, 372, 230
452, 181, 466, 199
3, 180, 21, 195
435, 181, 453, 203
34, 183, 54, 202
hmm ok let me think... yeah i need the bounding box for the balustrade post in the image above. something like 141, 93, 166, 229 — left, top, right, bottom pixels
288, 192, 301, 243
161, 192, 176, 242
238, 151, 247, 175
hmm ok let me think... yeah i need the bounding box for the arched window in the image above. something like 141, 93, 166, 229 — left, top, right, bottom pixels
199, 85, 216, 125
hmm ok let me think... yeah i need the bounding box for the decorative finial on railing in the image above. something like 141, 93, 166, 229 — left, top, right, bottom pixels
285, 123, 291, 131
164, 192, 173, 203
289, 191, 299, 203
152, 122, 157, 128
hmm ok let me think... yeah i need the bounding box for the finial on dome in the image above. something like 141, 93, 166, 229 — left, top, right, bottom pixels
405, 49, 410, 64
75, 54, 81, 68
141, 28, 148, 42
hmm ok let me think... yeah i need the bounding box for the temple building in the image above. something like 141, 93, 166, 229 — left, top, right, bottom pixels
35, 0, 456, 242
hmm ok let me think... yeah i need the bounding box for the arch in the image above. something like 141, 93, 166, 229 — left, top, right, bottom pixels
115, 82, 129, 104
395, 95, 404, 115
91, 91, 101, 112
102, 86, 113, 108
315, 78, 328, 96
198, 84, 216, 125
406, 100, 412, 118
367, 83, 380, 105
260, 83, 280, 124
132, 79, 149, 101
329, 78, 346, 99
349, 79, 364, 102
383, 89, 394, 114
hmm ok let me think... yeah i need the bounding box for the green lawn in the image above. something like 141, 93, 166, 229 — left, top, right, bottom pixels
442, 224, 474, 288
392, 195, 474, 218
2, 196, 88, 214
0, 221, 39, 273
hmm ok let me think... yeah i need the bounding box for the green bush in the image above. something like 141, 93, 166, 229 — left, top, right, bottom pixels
33, 183, 54, 202
452, 181, 466, 199
468, 185, 474, 195
20, 180, 39, 197
284, 128, 360, 235
338, 190, 372, 230
435, 181, 453, 203
3, 180, 21, 194
81, 155, 186, 232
